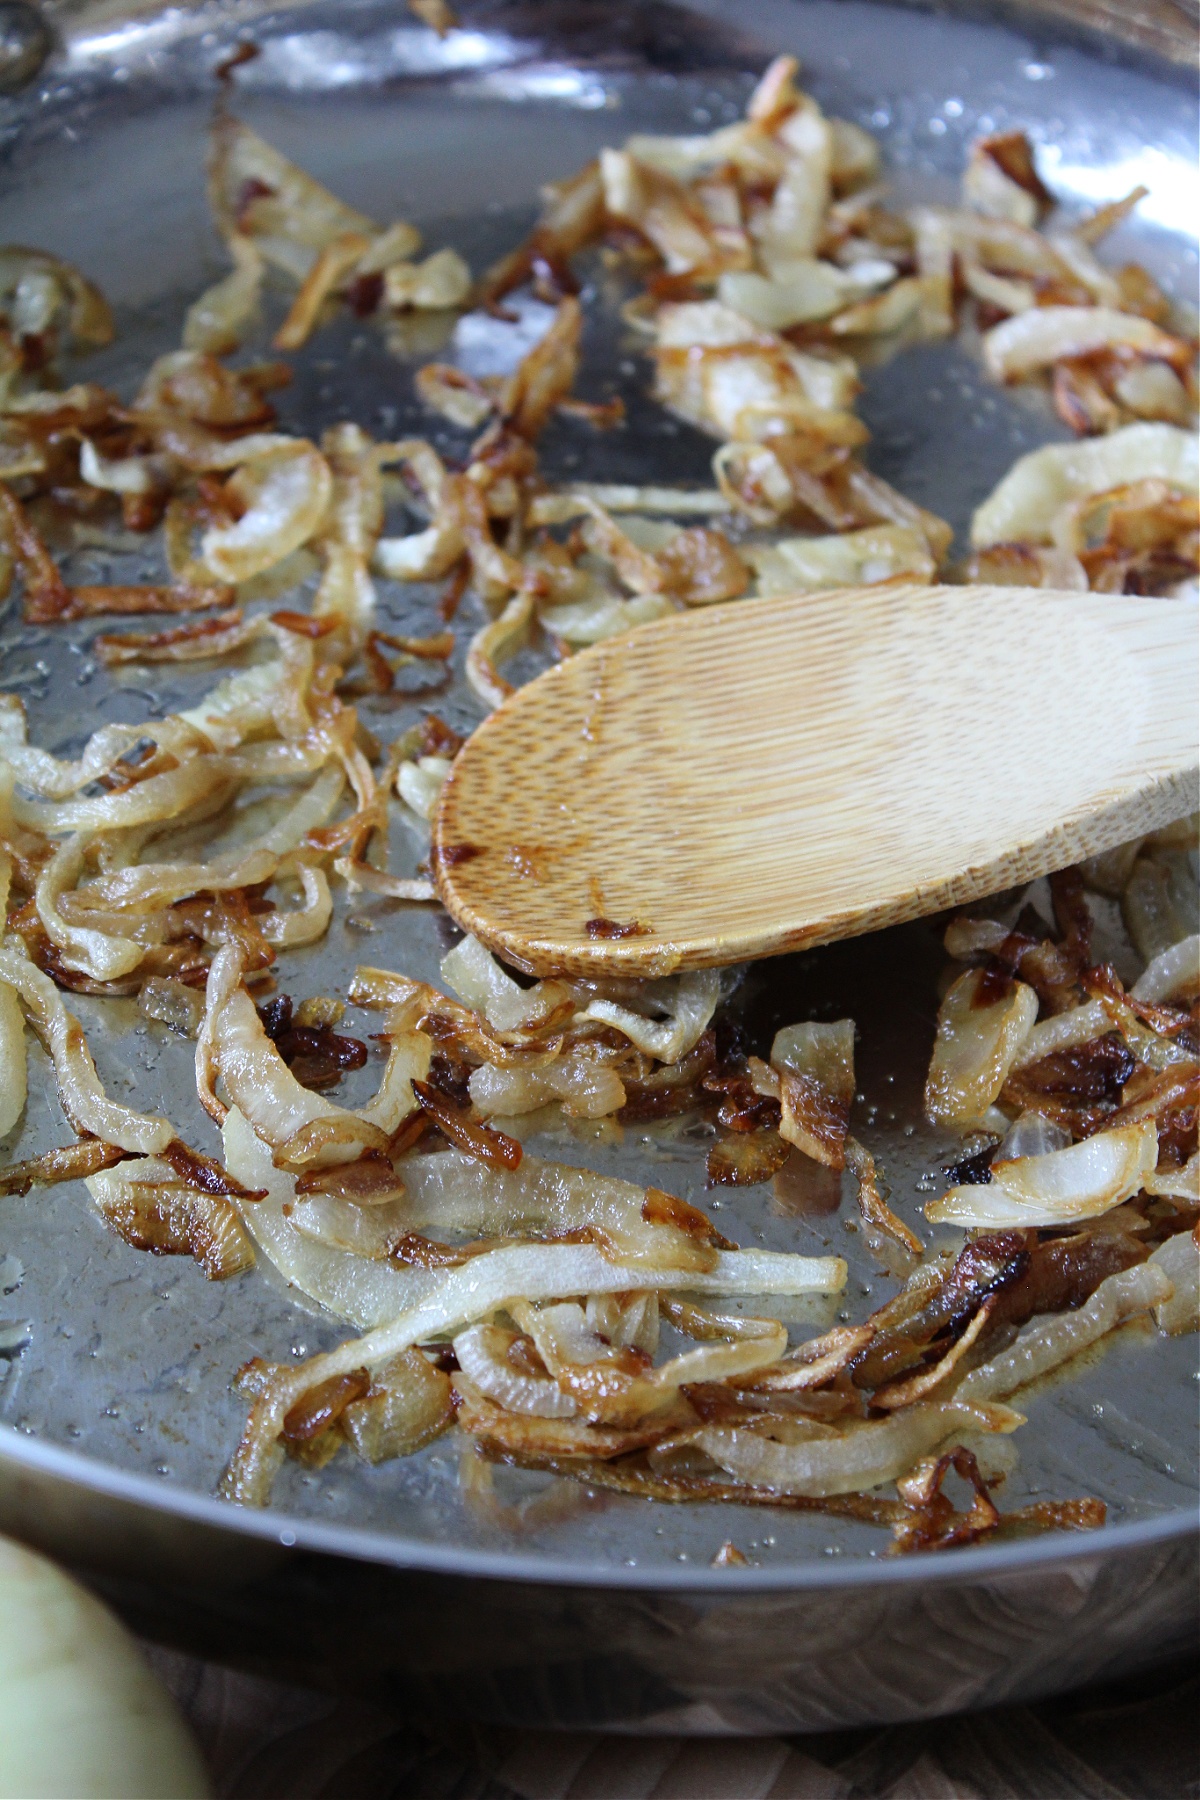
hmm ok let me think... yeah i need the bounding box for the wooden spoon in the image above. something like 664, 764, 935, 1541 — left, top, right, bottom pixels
432, 583, 1198, 978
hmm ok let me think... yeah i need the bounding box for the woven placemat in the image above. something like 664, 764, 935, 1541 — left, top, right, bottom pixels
142, 1643, 1199, 1800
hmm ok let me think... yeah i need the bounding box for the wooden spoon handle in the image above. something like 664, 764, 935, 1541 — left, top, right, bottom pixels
434, 584, 1198, 978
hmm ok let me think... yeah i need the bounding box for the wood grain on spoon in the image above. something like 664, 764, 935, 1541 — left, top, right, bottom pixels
433, 583, 1198, 978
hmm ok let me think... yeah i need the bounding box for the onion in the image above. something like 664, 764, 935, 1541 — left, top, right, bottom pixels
845, 1134, 924, 1258
1148, 1229, 1199, 1334
440, 933, 572, 1036
85, 1156, 255, 1279
383, 248, 472, 311
468, 1058, 626, 1119
393, 1147, 727, 1273
197, 943, 428, 1163
601, 148, 740, 276
830, 277, 922, 337
718, 257, 893, 331
970, 422, 1197, 547
1112, 359, 1193, 425
465, 591, 533, 709
961, 1259, 1174, 1403
696, 1396, 1019, 1498
983, 306, 1187, 381
0, 973, 27, 1139
200, 442, 333, 583
582, 968, 722, 1063
0, 1536, 208, 1799
35, 836, 143, 983
340, 1349, 454, 1462
925, 966, 1038, 1130
0, 946, 172, 1153
747, 524, 935, 596
453, 1321, 579, 1417
926, 1118, 1159, 1227
274, 230, 373, 351
223, 1107, 438, 1327
561, 483, 729, 516
1010, 1000, 1110, 1069
510, 1295, 787, 1426
221, 1227, 844, 1500
1143, 1153, 1199, 1201
772, 1018, 854, 1168
996, 1111, 1073, 1159
208, 113, 380, 282
184, 232, 264, 355
1132, 934, 1199, 1005
260, 860, 332, 949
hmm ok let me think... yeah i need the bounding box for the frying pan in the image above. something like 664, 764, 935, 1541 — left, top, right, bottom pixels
0, 0, 1196, 1734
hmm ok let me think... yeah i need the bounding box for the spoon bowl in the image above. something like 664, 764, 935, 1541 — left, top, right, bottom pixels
433, 583, 1198, 977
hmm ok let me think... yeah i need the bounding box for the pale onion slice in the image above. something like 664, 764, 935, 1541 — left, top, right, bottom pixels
176, 635, 315, 751
587, 1290, 659, 1353
970, 422, 1198, 547
467, 1058, 627, 1120
221, 1232, 843, 1502
510, 1296, 786, 1425
829, 276, 922, 338
183, 234, 264, 355
717, 257, 893, 330
208, 114, 379, 282
1132, 935, 1199, 1005
383, 248, 471, 311
996, 1112, 1072, 1160
1011, 1000, 1111, 1069
909, 206, 955, 336
962, 139, 1039, 227
0, 945, 172, 1153
398, 755, 452, 821
926, 1119, 1158, 1228
222, 1108, 439, 1328
961, 1260, 1173, 1403
440, 934, 572, 1036
453, 1322, 579, 1418
35, 836, 143, 983
0, 975, 27, 1140
772, 1018, 854, 1168
540, 591, 676, 646
394, 1149, 724, 1274
274, 231, 373, 352
601, 148, 734, 276
200, 444, 333, 584
259, 861, 331, 950
695, 1397, 1019, 1498
10, 756, 236, 838
1112, 360, 1193, 426
0, 710, 195, 801
983, 306, 1186, 381
1148, 1230, 1199, 1333
924, 967, 1038, 1130
756, 104, 833, 262
747, 524, 935, 596
465, 592, 533, 711
582, 968, 722, 1063
960, 260, 1036, 315
562, 484, 728, 516
197, 943, 429, 1164
1144, 1153, 1199, 1201
78, 439, 163, 496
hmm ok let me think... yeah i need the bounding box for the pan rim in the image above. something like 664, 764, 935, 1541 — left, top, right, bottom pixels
2, 1422, 1195, 1593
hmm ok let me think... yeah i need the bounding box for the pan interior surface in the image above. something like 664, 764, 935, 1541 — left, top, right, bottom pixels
0, 0, 1196, 1586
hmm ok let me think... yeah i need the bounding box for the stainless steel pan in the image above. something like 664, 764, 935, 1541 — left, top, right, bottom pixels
0, 0, 1195, 1734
